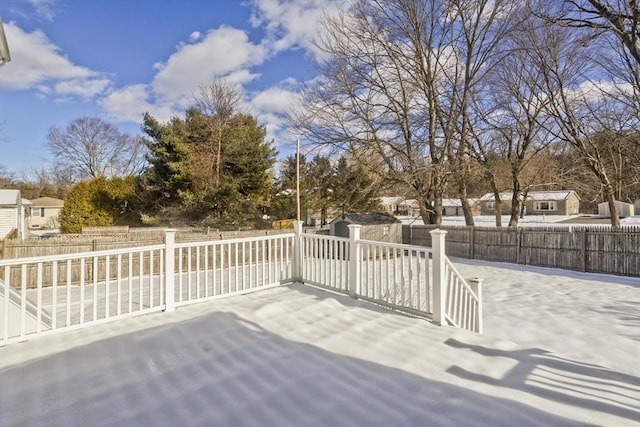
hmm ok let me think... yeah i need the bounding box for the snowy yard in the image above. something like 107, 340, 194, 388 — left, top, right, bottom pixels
0, 259, 638, 426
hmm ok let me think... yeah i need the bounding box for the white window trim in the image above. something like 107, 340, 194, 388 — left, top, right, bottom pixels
534, 201, 557, 211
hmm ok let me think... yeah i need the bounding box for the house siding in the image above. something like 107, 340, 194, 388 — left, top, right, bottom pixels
0, 208, 18, 239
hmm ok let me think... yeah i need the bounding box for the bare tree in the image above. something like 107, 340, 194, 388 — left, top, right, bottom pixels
190, 78, 241, 187
295, 0, 520, 225
538, 1, 640, 141
472, 11, 560, 227
542, 0, 639, 65
530, 21, 630, 226
47, 116, 146, 182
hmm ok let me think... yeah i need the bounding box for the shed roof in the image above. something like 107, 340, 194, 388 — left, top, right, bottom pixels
330, 212, 401, 225
0, 189, 20, 206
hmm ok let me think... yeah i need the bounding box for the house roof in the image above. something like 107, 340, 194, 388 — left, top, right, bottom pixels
480, 191, 578, 202
30, 197, 64, 207
0, 189, 21, 206
378, 196, 403, 206
330, 212, 401, 225
525, 191, 579, 201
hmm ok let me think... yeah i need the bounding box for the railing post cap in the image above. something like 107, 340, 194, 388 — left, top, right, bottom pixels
469, 277, 483, 283
347, 224, 362, 229
429, 228, 448, 236
165, 228, 177, 233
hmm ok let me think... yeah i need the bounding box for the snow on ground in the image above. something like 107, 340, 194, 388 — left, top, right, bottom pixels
0, 260, 638, 426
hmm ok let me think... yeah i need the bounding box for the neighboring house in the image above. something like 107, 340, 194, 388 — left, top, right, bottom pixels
442, 198, 481, 216
479, 191, 580, 216
0, 189, 28, 240
330, 212, 402, 243
29, 197, 64, 229
598, 201, 635, 218
524, 191, 580, 216
379, 197, 420, 217
378, 197, 403, 216
397, 199, 420, 217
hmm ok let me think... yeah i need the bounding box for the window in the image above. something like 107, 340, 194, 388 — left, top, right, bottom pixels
486, 201, 495, 209
535, 201, 556, 211
31, 207, 44, 217
383, 226, 390, 236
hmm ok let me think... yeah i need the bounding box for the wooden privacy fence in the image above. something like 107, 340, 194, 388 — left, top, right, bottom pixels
404, 225, 640, 276
0, 228, 290, 260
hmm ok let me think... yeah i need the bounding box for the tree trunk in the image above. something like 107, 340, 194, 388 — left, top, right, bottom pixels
461, 196, 475, 226
508, 192, 521, 227
605, 190, 621, 228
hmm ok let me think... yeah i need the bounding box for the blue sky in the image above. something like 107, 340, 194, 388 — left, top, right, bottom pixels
0, 0, 341, 175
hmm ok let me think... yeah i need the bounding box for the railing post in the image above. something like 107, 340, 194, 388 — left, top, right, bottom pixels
430, 229, 447, 326
348, 224, 362, 298
468, 277, 483, 334
164, 229, 176, 312
292, 221, 303, 282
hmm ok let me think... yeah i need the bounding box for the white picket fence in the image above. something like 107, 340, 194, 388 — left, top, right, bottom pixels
0, 224, 481, 346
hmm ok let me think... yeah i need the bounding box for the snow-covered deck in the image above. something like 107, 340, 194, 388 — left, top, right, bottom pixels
1, 260, 638, 426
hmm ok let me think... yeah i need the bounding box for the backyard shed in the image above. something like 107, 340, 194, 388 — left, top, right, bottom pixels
598, 201, 635, 218
329, 212, 402, 243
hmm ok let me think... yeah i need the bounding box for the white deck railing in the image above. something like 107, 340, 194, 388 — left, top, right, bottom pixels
0, 225, 481, 346
299, 225, 482, 333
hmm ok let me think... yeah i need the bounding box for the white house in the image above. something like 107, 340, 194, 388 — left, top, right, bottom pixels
0, 189, 28, 240
29, 197, 64, 229
480, 190, 580, 216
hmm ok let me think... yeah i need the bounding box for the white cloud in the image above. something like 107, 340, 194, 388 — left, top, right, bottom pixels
27, 0, 56, 21
251, 86, 298, 114
151, 26, 267, 106
54, 78, 111, 98
249, 0, 343, 54
247, 84, 302, 149
0, 22, 111, 98
99, 84, 176, 123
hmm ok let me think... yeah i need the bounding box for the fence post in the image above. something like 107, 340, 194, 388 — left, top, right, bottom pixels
581, 228, 588, 272
468, 277, 483, 334
164, 229, 176, 312
430, 229, 447, 326
292, 221, 303, 282
348, 224, 362, 298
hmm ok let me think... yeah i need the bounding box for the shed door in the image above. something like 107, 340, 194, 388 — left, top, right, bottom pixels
334, 221, 350, 238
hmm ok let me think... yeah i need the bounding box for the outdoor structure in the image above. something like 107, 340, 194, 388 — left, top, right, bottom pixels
442, 198, 480, 216
598, 200, 635, 218
29, 197, 64, 229
378, 197, 420, 217
0, 189, 28, 240
479, 190, 580, 216
0, 225, 482, 347
329, 212, 402, 243
378, 196, 403, 216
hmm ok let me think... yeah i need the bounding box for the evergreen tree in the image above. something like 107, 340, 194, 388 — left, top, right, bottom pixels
140, 113, 192, 209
